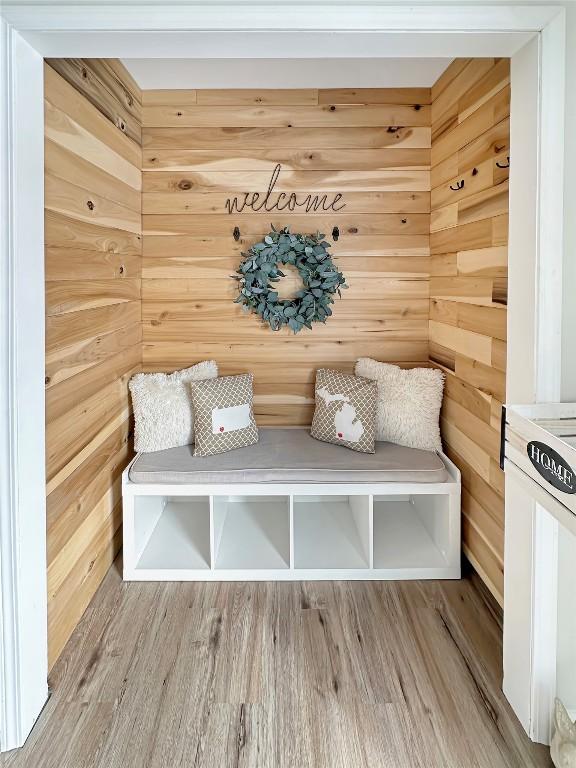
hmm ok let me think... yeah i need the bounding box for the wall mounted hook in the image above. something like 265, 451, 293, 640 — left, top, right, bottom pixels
332, 226, 340, 242
496, 156, 510, 169
233, 226, 241, 241
450, 180, 465, 191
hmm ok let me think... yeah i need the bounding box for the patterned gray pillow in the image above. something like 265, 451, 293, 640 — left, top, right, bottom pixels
190, 374, 259, 456
311, 368, 377, 454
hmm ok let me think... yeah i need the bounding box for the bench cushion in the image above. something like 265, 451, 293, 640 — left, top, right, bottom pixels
129, 428, 448, 484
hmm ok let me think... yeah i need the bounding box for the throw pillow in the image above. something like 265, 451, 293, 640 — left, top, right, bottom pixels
310, 368, 377, 454
129, 360, 218, 453
355, 358, 444, 452
191, 373, 259, 456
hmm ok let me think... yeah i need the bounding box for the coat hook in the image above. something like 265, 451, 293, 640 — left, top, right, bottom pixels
450, 180, 465, 191
332, 226, 340, 242
233, 226, 241, 241
496, 156, 510, 169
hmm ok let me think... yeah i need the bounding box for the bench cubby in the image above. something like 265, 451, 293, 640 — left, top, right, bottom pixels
133, 495, 211, 574
293, 495, 371, 570
212, 495, 290, 571
373, 494, 452, 572
123, 451, 461, 581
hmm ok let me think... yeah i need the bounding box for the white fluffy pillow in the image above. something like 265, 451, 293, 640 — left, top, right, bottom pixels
354, 358, 444, 452
129, 361, 218, 453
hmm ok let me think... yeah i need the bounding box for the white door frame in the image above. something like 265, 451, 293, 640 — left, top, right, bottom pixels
0, 2, 566, 752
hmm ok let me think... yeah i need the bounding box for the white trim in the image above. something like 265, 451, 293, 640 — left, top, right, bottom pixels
530, 503, 559, 744
0, 20, 48, 753
0, 4, 562, 32
22, 32, 535, 61
535, 11, 565, 404
503, 9, 567, 746
507, 33, 540, 403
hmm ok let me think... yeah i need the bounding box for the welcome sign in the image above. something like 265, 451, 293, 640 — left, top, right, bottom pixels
225, 163, 346, 215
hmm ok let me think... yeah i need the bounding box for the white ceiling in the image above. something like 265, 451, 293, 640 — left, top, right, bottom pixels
122, 57, 453, 89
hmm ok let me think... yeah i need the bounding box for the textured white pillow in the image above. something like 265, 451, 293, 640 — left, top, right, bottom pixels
129, 361, 218, 453
354, 358, 444, 452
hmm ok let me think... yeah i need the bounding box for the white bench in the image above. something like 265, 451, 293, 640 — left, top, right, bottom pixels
122, 428, 461, 581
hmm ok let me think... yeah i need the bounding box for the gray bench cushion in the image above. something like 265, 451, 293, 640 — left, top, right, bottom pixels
129, 428, 448, 484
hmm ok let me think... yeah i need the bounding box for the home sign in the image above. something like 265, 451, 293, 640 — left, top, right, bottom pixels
527, 441, 576, 494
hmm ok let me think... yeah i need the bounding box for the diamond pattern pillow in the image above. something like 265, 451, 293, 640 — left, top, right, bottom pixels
191, 374, 259, 456
129, 360, 218, 453
311, 369, 377, 454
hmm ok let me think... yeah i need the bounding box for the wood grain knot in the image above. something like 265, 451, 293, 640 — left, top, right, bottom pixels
45, 376, 51, 386
329, 105, 336, 112
387, 126, 400, 133
414, 104, 422, 111
348, 227, 358, 234
86, 200, 95, 211
178, 179, 193, 190
119, 265, 125, 275
115, 117, 126, 132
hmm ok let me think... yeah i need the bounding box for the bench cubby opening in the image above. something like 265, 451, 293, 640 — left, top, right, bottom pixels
212, 495, 291, 571
293, 495, 371, 570
373, 494, 451, 571
133, 495, 211, 572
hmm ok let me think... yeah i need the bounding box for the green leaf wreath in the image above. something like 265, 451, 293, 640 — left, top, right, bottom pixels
232, 226, 348, 333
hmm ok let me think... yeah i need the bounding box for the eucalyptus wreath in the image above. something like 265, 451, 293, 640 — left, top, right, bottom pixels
232, 226, 348, 333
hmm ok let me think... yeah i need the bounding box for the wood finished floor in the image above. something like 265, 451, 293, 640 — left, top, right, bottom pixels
3, 564, 552, 768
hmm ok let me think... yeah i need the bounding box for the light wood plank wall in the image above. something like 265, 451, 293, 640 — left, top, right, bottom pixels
429, 59, 510, 604
44, 60, 142, 668
141, 88, 432, 424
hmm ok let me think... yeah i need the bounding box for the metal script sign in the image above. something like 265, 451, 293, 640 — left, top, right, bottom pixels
225, 163, 346, 215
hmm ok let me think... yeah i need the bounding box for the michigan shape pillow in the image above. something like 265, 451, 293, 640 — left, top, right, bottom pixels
191, 373, 259, 456
355, 358, 444, 452
129, 360, 218, 453
311, 368, 377, 454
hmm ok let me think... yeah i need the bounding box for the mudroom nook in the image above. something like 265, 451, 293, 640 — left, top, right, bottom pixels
2, 4, 574, 764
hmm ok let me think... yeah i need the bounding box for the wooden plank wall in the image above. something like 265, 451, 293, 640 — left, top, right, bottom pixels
429, 59, 510, 604
141, 88, 432, 425
44, 60, 142, 668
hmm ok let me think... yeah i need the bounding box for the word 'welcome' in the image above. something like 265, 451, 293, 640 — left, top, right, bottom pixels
225, 164, 346, 215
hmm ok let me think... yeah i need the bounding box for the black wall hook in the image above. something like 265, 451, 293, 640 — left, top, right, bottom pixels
496, 156, 510, 169
450, 180, 465, 191
233, 226, 241, 241
332, 226, 340, 242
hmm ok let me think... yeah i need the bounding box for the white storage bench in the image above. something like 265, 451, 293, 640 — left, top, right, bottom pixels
122, 429, 461, 581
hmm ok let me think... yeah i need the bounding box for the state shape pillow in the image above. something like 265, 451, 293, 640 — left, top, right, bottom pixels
355, 358, 444, 452
191, 373, 259, 456
129, 360, 217, 453
311, 368, 377, 454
